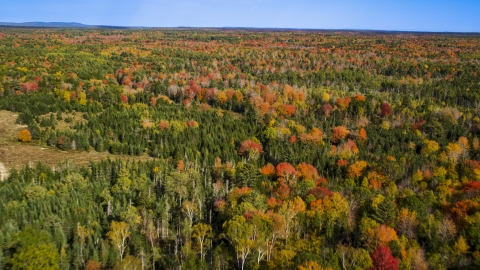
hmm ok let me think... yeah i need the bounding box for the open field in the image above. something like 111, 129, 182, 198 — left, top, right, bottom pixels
0, 110, 154, 175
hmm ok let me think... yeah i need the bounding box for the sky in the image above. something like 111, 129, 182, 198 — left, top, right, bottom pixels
1, 0, 479, 32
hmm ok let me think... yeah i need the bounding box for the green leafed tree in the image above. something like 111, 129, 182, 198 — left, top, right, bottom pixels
8, 227, 60, 270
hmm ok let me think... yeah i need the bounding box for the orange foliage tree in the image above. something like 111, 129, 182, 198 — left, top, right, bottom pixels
331, 126, 349, 143
277, 104, 296, 117
18, 129, 32, 142
359, 128, 367, 143
296, 163, 320, 182
260, 163, 276, 176
336, 96, 351, 111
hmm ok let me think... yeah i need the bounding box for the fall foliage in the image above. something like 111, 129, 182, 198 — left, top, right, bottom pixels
18, 129, 32, 142
371, 245, 399, 270
0, 27, 479, 270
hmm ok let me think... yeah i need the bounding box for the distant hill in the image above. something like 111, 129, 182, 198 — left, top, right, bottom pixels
0, 22, 134, 29
0, 22, 478, 34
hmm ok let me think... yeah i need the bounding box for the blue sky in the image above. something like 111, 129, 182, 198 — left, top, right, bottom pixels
1, 0, 479, 32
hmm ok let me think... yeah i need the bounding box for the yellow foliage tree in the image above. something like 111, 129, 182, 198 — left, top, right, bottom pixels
79, 92, 87, 106
422, 139, 439, 155
107, 221, 130, 260
397, 208, 418, 239
192, 223, 212, 261
453, 236, 469, 256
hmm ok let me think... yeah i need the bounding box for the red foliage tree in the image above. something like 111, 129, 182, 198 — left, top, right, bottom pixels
411, 118, 426, 131
20, 81, 39, 93
321, 103, 333, 116
337, 159, 349, 167
275, 162, 297, 182
307, 187, 332, 199
275, 182, 291, 200
264, 92, 278, 104
206, 88, 217, 101
267, 197, 282, 208
159, 121, 169, 131
284, 104, 297, 116
186, 80, 201, 99
451, 199, 480, 219
238, 139, 263, 159
371, 245, 399, 270
381, 102, 392, 117
463, 181, 480, 197
315, 177, 328, 186
120, 93, 128, 104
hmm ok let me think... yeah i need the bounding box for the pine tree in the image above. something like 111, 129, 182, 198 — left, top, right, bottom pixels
371, 197, 397, 226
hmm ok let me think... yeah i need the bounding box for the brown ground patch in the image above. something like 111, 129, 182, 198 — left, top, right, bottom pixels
0, 110, 155, 174
0, 110, 28, 143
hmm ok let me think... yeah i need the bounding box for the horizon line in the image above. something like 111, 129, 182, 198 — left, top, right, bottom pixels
0, 22, 479, 34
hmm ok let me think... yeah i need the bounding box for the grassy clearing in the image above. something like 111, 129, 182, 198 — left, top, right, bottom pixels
0, 110, 155, 173
38, 111, 87, 132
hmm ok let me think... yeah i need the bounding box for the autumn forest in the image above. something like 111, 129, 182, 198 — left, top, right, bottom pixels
0, 28, 480, 269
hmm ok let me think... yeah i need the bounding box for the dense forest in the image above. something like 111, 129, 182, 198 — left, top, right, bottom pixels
0, 28, 480, 269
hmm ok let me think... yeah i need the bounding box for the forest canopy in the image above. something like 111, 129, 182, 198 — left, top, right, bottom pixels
0, 28, 480, 269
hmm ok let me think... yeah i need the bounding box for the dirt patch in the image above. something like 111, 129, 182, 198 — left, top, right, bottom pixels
0, 110, 155, 175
